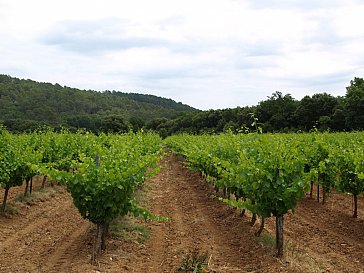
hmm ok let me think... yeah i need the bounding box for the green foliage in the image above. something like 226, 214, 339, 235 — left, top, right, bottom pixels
256, 91, 298, 132
40, 132, 162, 225
151, 79, 364, 135
0, 131, 38, 190
167, 131, 364, 216
294, 93, 338, 131
130, 201, 170, 222
166, 131, 364, 256
0, 74, 195, 133
304, 133, 336, 197
100, 115, 130, 133
110, 217, 149, 243
177, 251, 209, 273
1, 129, 162, 224
2, 74, 364, 134
129, 116, 145, 132
334, 143, 364, 196
345, 77, 364, 130
166, 133, 309, 218
0, 130, 43, 211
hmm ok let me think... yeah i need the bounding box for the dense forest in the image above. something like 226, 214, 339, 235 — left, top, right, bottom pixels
0, 74, 363, 135
0, 74, 195, 132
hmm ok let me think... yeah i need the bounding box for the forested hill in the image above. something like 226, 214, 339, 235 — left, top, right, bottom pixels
0, 74, 196, 132
112, 92, 191, 112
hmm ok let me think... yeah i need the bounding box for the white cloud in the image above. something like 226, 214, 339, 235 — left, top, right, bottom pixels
1, 0, 364, 109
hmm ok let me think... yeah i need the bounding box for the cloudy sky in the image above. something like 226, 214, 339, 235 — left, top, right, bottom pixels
1, 0, 364, 109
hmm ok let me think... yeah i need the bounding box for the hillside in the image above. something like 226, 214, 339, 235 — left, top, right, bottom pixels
0, 74, 196, 132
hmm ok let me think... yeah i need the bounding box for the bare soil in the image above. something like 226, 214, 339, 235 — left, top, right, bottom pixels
1, 155, 364, 273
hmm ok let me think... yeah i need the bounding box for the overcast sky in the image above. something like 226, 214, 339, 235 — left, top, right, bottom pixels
1, 0, 364, 110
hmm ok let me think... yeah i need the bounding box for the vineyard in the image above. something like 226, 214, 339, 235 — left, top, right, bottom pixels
166, 131, 364, 257
0, 128, 162, 261
1, 128, 364, 272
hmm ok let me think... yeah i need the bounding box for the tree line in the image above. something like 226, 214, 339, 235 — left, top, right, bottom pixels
147, 77, 364, 136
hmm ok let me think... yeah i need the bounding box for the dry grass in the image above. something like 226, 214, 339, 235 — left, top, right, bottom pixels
15, 186, 58, 204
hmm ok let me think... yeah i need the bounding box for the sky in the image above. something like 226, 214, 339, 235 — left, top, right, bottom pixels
1, 0, 364, 110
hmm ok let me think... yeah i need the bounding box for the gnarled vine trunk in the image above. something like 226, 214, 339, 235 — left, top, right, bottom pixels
92, 222, 108, 264
29, 177, 33, 195
250, 213, 257, 226
1, 186, 10, 213
276, 213, 284, 258
240, 197, 246, 217
41, 175, 47, 189
322, 189, 327, 204
24, 177, 30, 197
95, 224, 105, 255
353, 194, 358, 218
255, 217, 265, 237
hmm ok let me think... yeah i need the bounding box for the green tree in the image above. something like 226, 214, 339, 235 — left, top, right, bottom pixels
256, 91, 298, 132
345, 77, 364, 130
129, 116, 145, 132
101, 115, 129, 133
294, 93, 338, 131
331, 108, 346, 131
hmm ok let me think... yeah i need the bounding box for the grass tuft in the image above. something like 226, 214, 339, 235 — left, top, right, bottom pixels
15, 187, 57, 204
110, 216, 149, 243
177, 250, 209, 272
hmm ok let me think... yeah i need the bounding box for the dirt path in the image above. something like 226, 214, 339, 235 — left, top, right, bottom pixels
135, 155, 286, 273
1, 155, 364, 272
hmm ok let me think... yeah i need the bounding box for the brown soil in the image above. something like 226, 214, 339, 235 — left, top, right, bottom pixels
265, 187, 364, 273
1, 155, 364, 273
